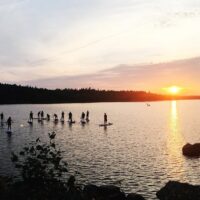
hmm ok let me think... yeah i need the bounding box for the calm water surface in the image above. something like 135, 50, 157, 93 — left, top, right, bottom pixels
0, 101, 200, 199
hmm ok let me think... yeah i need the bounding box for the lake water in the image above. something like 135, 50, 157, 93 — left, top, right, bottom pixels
0, 101, 200, 199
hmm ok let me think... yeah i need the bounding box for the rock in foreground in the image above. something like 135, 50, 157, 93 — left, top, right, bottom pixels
156, 181, 200, 200
182, 143, 200, 157
83, 184, 145, 200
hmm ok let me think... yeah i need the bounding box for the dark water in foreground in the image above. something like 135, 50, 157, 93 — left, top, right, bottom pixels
0, 101, 200, 199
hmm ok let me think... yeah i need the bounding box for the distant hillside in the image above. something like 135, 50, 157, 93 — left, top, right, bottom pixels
0, 83, 199, 104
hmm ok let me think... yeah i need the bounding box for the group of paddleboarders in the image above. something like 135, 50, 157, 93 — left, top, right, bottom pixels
52, 111, 90, 123
0, 111, 109, 133
29, 111, 51, 123
27, 110, 108, 124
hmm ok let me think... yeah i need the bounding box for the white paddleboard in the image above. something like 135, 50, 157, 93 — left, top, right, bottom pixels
99, 123, 113, 127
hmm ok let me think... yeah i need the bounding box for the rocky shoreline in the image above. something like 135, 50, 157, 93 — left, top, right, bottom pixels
63, 180, 200, 200
1, 175, 200, 199
71, 181, 200, 200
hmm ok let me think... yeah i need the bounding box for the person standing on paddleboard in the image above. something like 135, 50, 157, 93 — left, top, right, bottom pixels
0, 113, 4, 122
29, 111, 33, 122
81, 112, 85, 121
41, 111, 44, 119
86, 111, 89, 121
61, 111, 65, 121
7, 117, 12, 131
104, 113, 107, 124
68, 112, 72, 123
47, 114, 50, 121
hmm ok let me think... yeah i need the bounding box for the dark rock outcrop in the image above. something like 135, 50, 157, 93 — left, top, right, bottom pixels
83, 184, 99, 199
156, 181, 200, 200
127, 193, 145, 200
182, 143, 200, 157
83, 184, 126, 200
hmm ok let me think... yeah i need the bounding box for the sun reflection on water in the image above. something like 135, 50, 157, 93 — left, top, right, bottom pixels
166, 101, 186, 180
171, 100, 178, 135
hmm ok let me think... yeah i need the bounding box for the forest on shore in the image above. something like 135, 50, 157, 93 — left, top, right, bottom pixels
0, 83, 199, 104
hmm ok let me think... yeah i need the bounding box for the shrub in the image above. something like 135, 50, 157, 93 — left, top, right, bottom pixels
9, 132, 72, 200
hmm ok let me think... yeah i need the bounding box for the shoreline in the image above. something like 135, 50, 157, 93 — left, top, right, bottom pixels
0, 98, 199, 105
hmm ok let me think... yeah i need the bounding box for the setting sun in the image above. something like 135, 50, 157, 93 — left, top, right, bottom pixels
168, 86, 182, 95
162, 86, 183, 95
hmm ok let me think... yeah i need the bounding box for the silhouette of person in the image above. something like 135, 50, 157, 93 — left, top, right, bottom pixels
29, 111, 33, 122
38, 111, 41, 119
61, 111, 65, 120
41, 111, 44, 119
68, 112, 72, 122
86, 110, 89, 121
81, 112, 85, 121
54, 114, 58, 121
47, 114, 50, 121
7, 117, 12, 131
0, 112, 4, 122
104, 113, 107, 124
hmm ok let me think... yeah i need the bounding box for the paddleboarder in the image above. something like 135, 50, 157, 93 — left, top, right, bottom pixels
7, 117, 12, 131
104, 113, 107, 124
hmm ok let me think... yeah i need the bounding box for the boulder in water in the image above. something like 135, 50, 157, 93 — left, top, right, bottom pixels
182, 143, 200, 157
156, 181, 200, 200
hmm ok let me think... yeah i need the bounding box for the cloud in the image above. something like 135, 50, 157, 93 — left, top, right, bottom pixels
20, 57, 200, 94
0, 0, 200, 87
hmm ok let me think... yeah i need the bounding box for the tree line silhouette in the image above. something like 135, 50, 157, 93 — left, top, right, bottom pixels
0, 83, 198, 104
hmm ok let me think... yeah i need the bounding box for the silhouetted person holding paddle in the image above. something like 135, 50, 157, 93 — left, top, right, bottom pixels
68, 112, 72, 123
7, 117, 12, 131
104, 113, 107, 124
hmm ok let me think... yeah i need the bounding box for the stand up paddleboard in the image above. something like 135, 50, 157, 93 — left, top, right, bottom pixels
6, 130, 12, 134
68, 120, 75, 124
99, 123, 113, 127
54, 119, 59, 123
34, 118, 47, 120
80, 120, 86, 124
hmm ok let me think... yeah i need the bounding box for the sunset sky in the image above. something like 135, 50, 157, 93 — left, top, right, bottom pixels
0, 0, 200, 94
